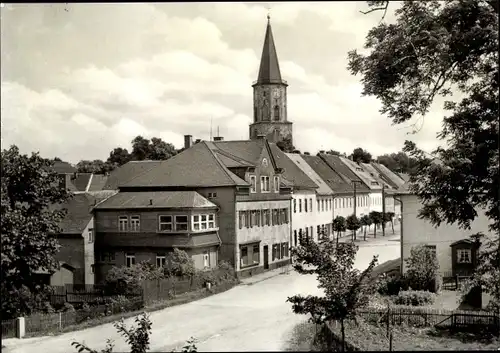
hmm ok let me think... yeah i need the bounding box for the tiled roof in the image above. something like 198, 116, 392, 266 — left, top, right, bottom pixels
286, 153, 333, 195
95, 191, 217, 209
360, 163, 394, 189
53, 194, 96, 234
370, 163, 405, 189
104, 161, 163, 190
87, 174, 108, 191
339, 157, 381, 191
302, 155, 354, 194
268, 144, 317, 190
67, 173, 92, 192
398, 173, 410, 182
211, 140, 264, 165
49, 161, 77, 174
319, 154, 370, 192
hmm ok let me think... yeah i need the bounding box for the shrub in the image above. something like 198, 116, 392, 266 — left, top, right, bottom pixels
377, 274, 409, 296
63, 302, 75, 312
405, 245, 440, 293
164, 249, 196, 278
81, 302, 91, 312
393, 290, 436, 306
105, 261, 164, 296
43, 301, 55, 314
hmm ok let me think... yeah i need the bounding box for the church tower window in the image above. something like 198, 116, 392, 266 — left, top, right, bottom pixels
273, 106, 280, 121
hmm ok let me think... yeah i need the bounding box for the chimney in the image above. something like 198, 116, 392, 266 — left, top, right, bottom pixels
214, 136, 224, 141
149, 199, 153, 206
256, 134, 267, 140
184, 135, 193, 150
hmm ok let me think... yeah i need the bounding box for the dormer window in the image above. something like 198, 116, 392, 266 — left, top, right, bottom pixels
250, 175, 257, 193
356, 167, 364, 172
273, 176, 280, 192
261, 176, 270, 192
370, 181, 379, 186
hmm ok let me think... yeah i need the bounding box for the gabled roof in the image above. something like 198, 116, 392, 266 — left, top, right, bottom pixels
360, 163, 394, 189
121, 142, 247, 188
255, 17, 284, 85
67, 173, 92, 192
302, 155, 354, 194
371, 163, 406, 189
268, 144, 317, 190
340, 157, 381, 191
53, 193, 96, 234
319, 154, 370, 192
94, 191, 217, 209
104, 161, 163, 190
87, 174, 108, 192
285, 153, 331, 194
48, 161, 77, 174
211, 140, 265, 165
398, 173, 410, 183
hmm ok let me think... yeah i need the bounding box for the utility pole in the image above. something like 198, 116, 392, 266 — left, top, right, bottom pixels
352, 180, 362, 217
381, 180, 386, 237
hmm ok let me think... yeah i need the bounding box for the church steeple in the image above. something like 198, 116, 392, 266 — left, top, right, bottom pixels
249, 15, 293, 146
256, 15, 284, 85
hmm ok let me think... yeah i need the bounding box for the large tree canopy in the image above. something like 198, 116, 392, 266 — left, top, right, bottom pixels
349, 147, 372, 163
349, 0, 499, 309
131, 136, 177, 161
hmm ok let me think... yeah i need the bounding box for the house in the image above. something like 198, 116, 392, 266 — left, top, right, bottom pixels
370, 162, 406, 219
396, 185, 494, 277
359, 162, 397, 214
103, 160, 163, 190
112, 137, 292, 278
43, 193, 97, 286
93, 191, 221, 283
286, 153, 336, 245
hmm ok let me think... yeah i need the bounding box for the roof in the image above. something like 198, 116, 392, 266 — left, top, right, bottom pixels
360, 163, 394, 190
95, 191, 217, 209
398, 173, 410, 182
255, 17, 284, 85
121, 142, 248, 188
340, 157, 381, 191
49, 161, 77, 174
370, 163, 406, 189
302, 155, 354, 194
319, 154, 370, 192
267, 144, 317, 190
66, 173, 92, 192
54, 193, 96, 234
87, 174, 108, 192
104, 161, 163, 190
286, 153, 333, 195
211, 140, 264, 165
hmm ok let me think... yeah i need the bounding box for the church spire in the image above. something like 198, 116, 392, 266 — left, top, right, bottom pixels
256, 14, 283, 84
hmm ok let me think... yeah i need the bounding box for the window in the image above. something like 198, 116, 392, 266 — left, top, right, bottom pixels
329, 199, 332, 210
342, 198, 345, 208
250, 175, 257, 193
203, 251, 210, 268
356, 167, 363, 172
100, 252, 115, 262
371, 181, 379, 186
274, 105, 280, 120
294, 199, 297, 213
125, 253, 135, 268
208, 192, 217, 198
272, 209, 279, 225
310, 199, 314, 212
294, 230, 297, 246
305, 199, 308, 212
305, 227, 309, 241
317, 225, 321, 237
252, 244, 260, 264
457, 249, 472, 263
159, 215, 173, 232
192, 214, 213, 231
310, 226, 313, 241
250, 211, 257, 228
88, 228, 94, 243
274, 176, 280, 192
118, 216, 128, 232
283, 208, 289, 223
281, 243, 288, 258
175, 215, 188, 231
130, 216, 140, 232
239, 211, 245, 229
208, 214, 215, 228
321, 200, 325, 211
261, 176, 270, 192
256, 210, 261, 226
424, 245, 437, 257
240, 246, 249, 267
90, 264, 95, 274
299, 199, 302, 212
156, 255, 166, 268
317, 200, 320, 211
263, 209, 270, 226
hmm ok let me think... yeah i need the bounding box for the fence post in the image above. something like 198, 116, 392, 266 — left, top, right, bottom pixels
59, 312, 62, 331
15, 317, 25, 339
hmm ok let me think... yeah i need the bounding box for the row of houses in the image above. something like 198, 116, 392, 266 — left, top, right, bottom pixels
44, 138, 407, 286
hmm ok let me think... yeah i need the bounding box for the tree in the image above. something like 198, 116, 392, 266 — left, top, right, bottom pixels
350, 0, 499, 309
349, 148, 372, 164
368, 211, 382, 238
130, 136, 177, 161
360, 215, 372, 241
105, 261, 164, 296
164, 248, 196, 278
1, 145, 72, 319
76, 159, 115, 174
107, 147, 131, 167
406, 245, 440, 293
53, 157, 62, 161
276, 137, 295, 153
346, 214, 361, 242
385, 212, 395, 234
376, 151, 418, 174
287, 237, 378, 351
332, 216, 347, 241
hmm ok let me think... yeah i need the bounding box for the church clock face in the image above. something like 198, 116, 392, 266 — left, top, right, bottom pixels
273, 88, 281, 98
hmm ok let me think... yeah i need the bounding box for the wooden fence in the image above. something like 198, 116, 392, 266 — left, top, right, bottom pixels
142, 276, 205, 305
48, 284, 141, 307
1, 318, 16, 339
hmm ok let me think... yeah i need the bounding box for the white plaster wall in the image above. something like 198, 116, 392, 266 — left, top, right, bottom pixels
369, 192, 383, 213
316, 195, 334, 238
401, 194, 495, 275
82, 217, 95, 285
291, 190, 319, 241
236, 200, 291, 271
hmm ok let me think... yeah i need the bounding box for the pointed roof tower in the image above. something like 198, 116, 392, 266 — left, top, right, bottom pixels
255, 14, 285, 85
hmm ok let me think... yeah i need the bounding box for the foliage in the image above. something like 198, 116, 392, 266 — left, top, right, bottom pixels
130, 136, 177, 161
376, 151, 418, 175
194, 260, 237, 286
349, 147, 372, 164
276, 137, 295, 153
64, 302, 76, 312
345, 214, 361, 241
385, 212, 395, 234
360, 215, 372, 241
71, 313, 198, 353
406, 245, 440, 293
76, 159, 116, 174
351, 0, 499, 306
107, 147, 131, 167
1, 145, 72, 319
164, 248, 196, 278
393, 290, 436, 306
332, 216, 347, 238
44, 301, 56, 314
105, 261, 164, 296
368, 211, 382, 238
287, 236, 378, 351
377, 274, 408, 296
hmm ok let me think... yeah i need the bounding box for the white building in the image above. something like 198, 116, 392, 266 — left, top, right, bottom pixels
397, 189, 496, 277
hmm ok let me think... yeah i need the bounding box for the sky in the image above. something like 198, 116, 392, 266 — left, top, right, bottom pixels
0, 2, 448, 164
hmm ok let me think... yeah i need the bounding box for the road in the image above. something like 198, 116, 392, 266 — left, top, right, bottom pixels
4, 234, 400, 353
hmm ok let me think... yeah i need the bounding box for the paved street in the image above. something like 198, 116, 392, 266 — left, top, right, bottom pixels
3, 233, 400, 353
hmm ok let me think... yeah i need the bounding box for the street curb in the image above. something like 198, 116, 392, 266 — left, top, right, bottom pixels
241, 269, 290, 286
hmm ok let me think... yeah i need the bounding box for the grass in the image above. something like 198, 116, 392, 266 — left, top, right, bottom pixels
282, 321, 323, 352
330, 319, 500, 351
23, 281, 238, 338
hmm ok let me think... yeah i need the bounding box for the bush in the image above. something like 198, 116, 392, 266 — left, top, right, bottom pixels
406, 245, 440, 293
164, 249, 196, 278
63, 302, 75, 312
392, 290, 436, 306
377, 274, 409, 296
43, 301, 56, 314
105, 261, 164, 296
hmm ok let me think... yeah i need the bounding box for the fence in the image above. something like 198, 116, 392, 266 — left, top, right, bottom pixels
142, 276, 207, 305
48, 284, 141, 307
358, 307, 499, 334
1, 318, 16, 339
24, 296, 144, 336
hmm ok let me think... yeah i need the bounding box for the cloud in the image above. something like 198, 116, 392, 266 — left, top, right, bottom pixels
1, 2, 445, 164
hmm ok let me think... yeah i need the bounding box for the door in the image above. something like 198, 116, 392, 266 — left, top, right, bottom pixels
263, 245, 269, 270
